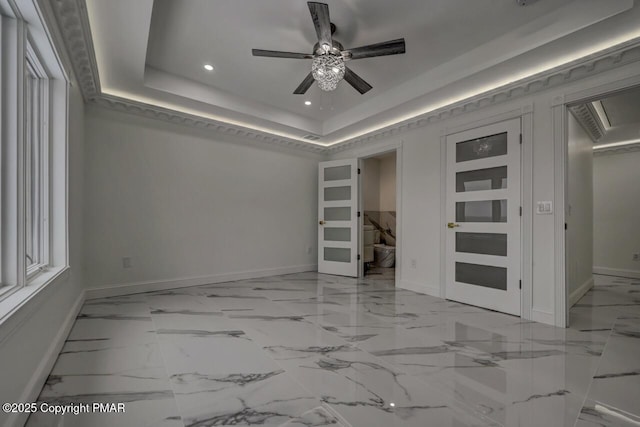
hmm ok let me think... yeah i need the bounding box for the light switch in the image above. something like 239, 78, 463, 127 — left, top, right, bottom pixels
536, 201, 553, 214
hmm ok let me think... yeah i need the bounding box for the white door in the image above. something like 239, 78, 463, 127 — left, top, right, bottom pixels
445, 119, 521, 316
318, 159, 358, 277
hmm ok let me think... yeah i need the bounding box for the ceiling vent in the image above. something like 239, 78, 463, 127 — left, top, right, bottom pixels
303, 134, 321, 141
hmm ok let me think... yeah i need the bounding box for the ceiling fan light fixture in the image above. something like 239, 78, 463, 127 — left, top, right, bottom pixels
312, 54, 345, 92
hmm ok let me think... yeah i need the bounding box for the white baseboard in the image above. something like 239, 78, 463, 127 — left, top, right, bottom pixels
85, 265, 318, 300
398, 279, 441, 298
8, 291, 85, 427
593, 266, 640, 279
531, 309, 555, 326
569, 276, 594, 307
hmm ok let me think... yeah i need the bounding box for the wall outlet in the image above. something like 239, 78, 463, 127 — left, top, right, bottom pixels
306, 246, 312, 255
122, 257, 132, 269
633, 253, 640, 262
410, 259, 417, 268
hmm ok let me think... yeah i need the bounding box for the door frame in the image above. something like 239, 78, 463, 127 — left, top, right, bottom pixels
353, 141, 403, 285
553, 73, 640, 327
440, 105, 534, 320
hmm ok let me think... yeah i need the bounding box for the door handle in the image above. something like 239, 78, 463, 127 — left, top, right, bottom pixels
319, 220, 326, 225
447, 222, 460, 229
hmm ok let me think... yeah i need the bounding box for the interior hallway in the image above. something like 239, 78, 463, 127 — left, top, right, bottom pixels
26, 273, 639, 427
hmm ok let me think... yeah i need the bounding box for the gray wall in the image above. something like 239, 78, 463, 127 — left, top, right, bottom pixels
567, 113, 594, 305
594, 149, 640, 278
83, 106, 320, 291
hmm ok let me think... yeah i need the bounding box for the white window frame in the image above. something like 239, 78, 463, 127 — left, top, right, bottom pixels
24, 42, 50, 281
0, 0, 69, 321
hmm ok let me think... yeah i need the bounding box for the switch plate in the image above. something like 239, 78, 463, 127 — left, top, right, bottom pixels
122, 257, 132, 269
536, 201, 553, 214
633, 253, 640, 261
410, 259, 417, 268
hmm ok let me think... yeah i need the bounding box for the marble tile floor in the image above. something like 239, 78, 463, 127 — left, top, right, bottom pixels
25, 273, 639, 427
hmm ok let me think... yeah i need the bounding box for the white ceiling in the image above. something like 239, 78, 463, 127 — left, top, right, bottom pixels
593, 86, 640, 145
86, 0, 640, 146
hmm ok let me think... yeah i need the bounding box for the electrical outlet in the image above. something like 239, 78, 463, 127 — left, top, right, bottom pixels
633, 253, 640, 262
411, 259, 417, 268
122, 257, 132, 269
306, 246, 312, 254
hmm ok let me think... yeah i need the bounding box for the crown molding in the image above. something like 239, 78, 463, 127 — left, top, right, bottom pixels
48, 0, 100, 100
327, 38, 640, 153
569, 103, 604, 142
50, 0, 640, 155
593, 142, 640, 156
92, 95, 327, 154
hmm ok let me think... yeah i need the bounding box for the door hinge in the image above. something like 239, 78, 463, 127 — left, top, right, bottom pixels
357, 211, 361, 218
358, 168, 361, 175
519, 279, 522, 289
357, 254, 361, 261
565, 223, 568, 230
519, 134, 523, 144
519, 206, 522, 216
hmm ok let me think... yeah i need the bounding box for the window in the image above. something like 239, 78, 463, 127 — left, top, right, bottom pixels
0, 2, 69, 312
24, 46, 49, 280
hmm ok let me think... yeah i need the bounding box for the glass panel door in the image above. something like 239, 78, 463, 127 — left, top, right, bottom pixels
318, 159, 358, 277
445, 119, 521, 316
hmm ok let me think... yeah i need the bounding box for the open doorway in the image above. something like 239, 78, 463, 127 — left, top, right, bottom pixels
566, 85, 640, 328
360, 151, 397, 283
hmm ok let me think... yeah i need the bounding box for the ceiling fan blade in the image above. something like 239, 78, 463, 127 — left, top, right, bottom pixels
344, 67, 372, 94
308, 2, 332, 48
293, 72, 316, 94
252, 49, 313, 59
345, 38, 406, 60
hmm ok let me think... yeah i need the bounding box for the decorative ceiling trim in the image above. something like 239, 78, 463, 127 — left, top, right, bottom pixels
49, 0, 100, 101
569, 103, 604, 142
593, 142, 640, 156
92, 95, 327, 154
328, 38, 640, 153
48, 0, 640, 154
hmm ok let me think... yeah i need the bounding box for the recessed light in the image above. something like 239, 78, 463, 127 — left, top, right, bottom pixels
389, 403, 396, 407
204, 64, 214, 71
304, 101, 312, 106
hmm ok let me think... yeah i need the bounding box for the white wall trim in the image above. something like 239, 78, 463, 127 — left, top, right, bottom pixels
6, 289, 84, 427
569, 276, 594, 307
593, 267, 640, 280
568, 104, 604, 142
399, 279, 440, 298
552, 100, 568, 328
531, 309, 555, 325
593, 142, 640, 156
85, 265, 318, 300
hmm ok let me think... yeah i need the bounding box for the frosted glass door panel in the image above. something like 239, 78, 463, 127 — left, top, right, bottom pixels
456, 262, 507, 290
324, 227, 351, 242
456, 200, 507, 222
456, 232, 507, 256
457, 166, 507, 192
324, 207, 351, 221
324, 247, 351, 263
324, 165, 351, 181
456, 132, 507, 162
324, 186, 351, 201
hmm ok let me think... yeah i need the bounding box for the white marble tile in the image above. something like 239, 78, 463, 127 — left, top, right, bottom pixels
27, 272, 640, 427
171, 369, 322, 427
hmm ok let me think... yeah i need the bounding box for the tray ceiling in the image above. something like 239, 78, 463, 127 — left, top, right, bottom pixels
84, 0, 640, 146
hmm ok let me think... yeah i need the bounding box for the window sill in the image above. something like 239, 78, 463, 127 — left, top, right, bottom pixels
0, 266, 70, 345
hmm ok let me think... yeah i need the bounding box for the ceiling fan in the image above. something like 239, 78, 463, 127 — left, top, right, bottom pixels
251, 2, 406, 95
